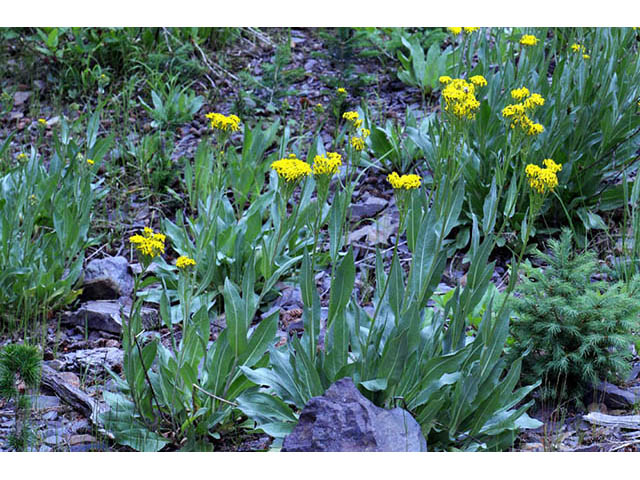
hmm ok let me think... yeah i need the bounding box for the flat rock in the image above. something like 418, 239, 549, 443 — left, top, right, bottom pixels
592, 381, 640, 409
61, 300, 159, 334
350, 195, 387, 222
61, 347, 124, 377
29, 395, 61, 410
81, 256, 134, 301
282, 377, 426, 452
69, 434, 96, 446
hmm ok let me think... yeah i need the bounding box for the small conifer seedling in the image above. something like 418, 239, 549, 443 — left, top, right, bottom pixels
509, 229, 640, 406
0, 343, 42, 450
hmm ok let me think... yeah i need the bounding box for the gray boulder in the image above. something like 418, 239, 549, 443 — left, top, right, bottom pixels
81, 256, 134, 301
61, 300, 159, 334
282, 377, 426, 452
592, 381, 640, 409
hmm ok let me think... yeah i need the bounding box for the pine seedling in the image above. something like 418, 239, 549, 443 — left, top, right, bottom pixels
0, 343, 42, 450
509, 229, 640, 407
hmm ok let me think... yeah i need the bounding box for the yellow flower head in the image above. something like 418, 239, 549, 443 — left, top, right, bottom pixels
86, 159, 95, 165
205, 112, 241, 132
523, 93, 545, 110
387, 172, 422, 190
571, 43, 582, 53
129, 228, 166, 258
441, 78, 480, 120
343, 111, 363, 128
312, 152, 342, 176
511, 87, 530, 101
525, 161, 561, 194
439, 75, 453, 85
469, 75, 487, 87
360, 128, 370, 139
525, 122, 545, 136
520, 34, 539, 46
350, 136, 366, 151
543, 158, 562, 173
271, 154, 312, 182
583, 54, 590, 59
337, 87, 347, 95
17, 153, 27, 161
176, 256, 196, 269
38, 118, 47, 126
447, 27, 462, 36
463, 27, 479, 34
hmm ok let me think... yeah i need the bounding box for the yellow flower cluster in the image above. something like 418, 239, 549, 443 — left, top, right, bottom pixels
271, 154, 312, 182
570, 43, 590, 59
350, 128, 370, 151
520, 34, 540, 46
525, 159, 562, 194
511, 87, 530, 101
447, 27, 478, 35
38, 118, 47, 126
469, 75, 487, 87
129, 227, 166, 258
86, 159, 95, 165
343, 111, 363, 129
205, 112, 241, 132
387, 172, 422, 190
312, 152, 342, 176
337, 87, 347, 95
441, 77, 482, 120
176, 255, 196, 269
502, 87, 545, 136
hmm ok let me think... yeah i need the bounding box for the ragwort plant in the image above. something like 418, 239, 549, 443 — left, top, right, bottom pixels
235, 89, 543, 451
0, 112, 110, 334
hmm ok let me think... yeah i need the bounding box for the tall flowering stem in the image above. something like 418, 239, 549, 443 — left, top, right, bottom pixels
126, 228, 172, 429
365, 173, 422, 359
205, 112, 241, 191
310, 152, 342, 263
496, 159, 563, 320
269, 154, 312, 270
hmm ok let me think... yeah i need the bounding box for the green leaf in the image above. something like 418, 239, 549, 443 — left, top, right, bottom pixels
482, 177, 497, 234
243, 309, 278, 368
223, 278, 248, 358
359, 378, 388, 392
300, 252, 321, 358
101, 391, 170, 452
327, 248, 355, 327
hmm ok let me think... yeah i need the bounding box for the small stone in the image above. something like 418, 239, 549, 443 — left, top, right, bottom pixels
350, 195, 388, 222
81, 256, 134, 301
29, 395, 61, 410
39, 444, 52, 452
69, 434, 96, 446
13, 91, 31, 106
593, 381, 640, 409
42, 410, 59, 421
59, 371, 80, 388
69, 419, 90, 434
61, 300, 159, 334
45, 359, 64, 371
44, 434, 65, 445
61, 347, 124, 377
